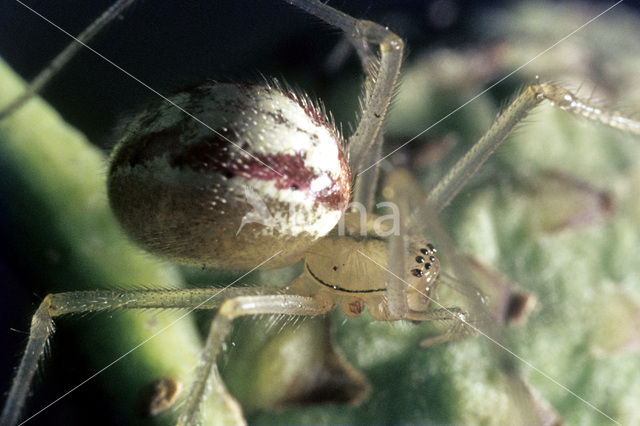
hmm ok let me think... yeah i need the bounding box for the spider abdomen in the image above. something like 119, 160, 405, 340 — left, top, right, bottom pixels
108, 82, 351, 269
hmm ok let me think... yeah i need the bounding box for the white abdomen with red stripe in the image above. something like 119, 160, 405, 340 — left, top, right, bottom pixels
108, 82, 351, 269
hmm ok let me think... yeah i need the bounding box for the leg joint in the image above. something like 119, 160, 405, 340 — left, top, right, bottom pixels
354, 19, 404, 52
527, 83, 576, 109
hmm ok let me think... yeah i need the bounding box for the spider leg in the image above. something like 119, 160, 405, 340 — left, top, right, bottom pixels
429, 83, 640, 211
352, 133, 384, 210
406, 307, 473, 348
0, 0, 137, 120
1, 299, 53, 426
0, 286, 285, 426
176, 282, 335, 426
285, 0, 403, 176
345, 26, 385, 210
380, 170, 411, 319
383, 170, 518, 345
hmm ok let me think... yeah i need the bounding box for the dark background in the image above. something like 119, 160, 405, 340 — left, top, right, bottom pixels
0, 0, 514, 147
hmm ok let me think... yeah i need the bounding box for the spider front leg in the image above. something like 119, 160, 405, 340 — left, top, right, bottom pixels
384, 167, 537, 351
380, 169, 477, 341
286, 0, 403, 174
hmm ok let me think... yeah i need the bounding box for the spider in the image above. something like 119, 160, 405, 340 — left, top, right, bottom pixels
1, 0, 640, 426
